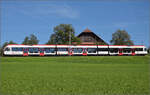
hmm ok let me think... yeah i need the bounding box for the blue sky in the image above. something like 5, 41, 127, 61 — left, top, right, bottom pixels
1, 0, 150, 47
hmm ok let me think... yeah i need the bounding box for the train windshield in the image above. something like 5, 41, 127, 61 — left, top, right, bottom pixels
4, 47, 10, 51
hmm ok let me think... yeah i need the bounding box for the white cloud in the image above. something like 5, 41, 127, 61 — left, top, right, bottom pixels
10, 3, 79, 19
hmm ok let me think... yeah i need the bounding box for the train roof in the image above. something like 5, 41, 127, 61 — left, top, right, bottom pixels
5, 44, 146, 49
7, 44, 145, 47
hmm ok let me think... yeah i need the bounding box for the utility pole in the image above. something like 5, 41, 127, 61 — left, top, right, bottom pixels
55, 36, 57, 56
69, 30, 71, 56
69, 31, 71, 46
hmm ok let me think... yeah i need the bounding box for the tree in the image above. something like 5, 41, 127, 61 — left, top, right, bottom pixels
110, 29, 134, 45
22, 37, 29, 45
46, 34, 56, 44
72, 36, 81, 45
148, 46, 150, 54
22, 34, 39, 45
46, 24, 80, 45
96, 42, 108, 45
28, 34, 39, 45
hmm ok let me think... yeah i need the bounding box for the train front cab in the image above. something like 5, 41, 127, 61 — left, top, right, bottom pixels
3, 46, 11, 56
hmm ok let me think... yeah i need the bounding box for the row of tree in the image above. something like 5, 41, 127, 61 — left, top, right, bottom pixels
0, 24, 149, 55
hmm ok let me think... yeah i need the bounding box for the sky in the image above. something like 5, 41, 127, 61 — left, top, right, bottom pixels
1, 0, 150, 47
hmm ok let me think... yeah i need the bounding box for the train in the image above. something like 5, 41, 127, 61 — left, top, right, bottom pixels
3, 44, 148, 56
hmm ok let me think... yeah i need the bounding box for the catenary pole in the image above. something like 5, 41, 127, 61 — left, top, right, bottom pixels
69, 30, 71, 56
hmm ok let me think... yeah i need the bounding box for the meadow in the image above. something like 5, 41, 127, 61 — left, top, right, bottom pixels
0, 56, 150, 95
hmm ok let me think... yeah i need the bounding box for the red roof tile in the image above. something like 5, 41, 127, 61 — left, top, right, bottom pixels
83, 28, 92, 32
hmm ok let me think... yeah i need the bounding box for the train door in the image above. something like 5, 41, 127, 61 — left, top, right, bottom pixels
119, 48, 123, 56
40, 48, 44, 56
132, 48, 135, 56
68, 48, 72, 56
23, 48, 28, 56
82, 48, 87, 56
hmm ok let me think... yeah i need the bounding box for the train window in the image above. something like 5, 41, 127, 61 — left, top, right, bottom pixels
34, 48, 39, 53
87, 48, 97, 53
12, 48, 16, 51
29, 48, 39, 53
123, 48, 131, 53
144, 48, 147, 51
18, 48, 23, 51
12, 48, 18, 51
12, 48, 23, 51
39, 48, 44, 53
45, 48, 55, 53
57, 48, 68, 51
135, 48, 143, 51
23, 48, 28, 53
4, 48, 10, 51
73, 48, 82, 53
98, 48, 108, 51
45, 48, 50, 53
29, 48, 34, 53
109, 48, 118, 53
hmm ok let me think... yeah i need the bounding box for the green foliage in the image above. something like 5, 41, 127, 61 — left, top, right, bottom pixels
22, 34, 39, 45
22, 37, 29, 45
110, 29, 134, 45
148, 46, 150, 54
46, 24, 80, 45
1, 56, 150, 95
96, 42, 108, 45
72, 37, 81, 45
46, 34, 56, 44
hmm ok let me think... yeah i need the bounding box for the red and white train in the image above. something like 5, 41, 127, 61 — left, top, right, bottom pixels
3, 44, 148, 56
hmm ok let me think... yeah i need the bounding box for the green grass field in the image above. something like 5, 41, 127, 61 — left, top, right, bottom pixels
0, 56, 150, 95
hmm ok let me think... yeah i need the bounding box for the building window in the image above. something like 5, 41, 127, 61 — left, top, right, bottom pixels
83, 36, 93, 42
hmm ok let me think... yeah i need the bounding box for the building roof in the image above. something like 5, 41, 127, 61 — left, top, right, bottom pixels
77, 28, 103, 40
77, 28, 108, 45
83, 28, 92, 32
